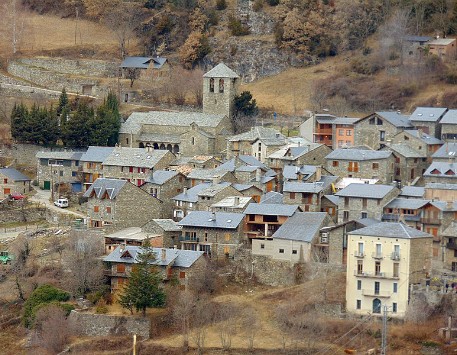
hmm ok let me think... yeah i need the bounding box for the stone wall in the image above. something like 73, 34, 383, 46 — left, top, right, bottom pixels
0, 206, 46, 224
68, 310, 150, 338
0, 143, 54, 168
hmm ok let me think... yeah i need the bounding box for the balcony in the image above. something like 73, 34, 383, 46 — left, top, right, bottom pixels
354, 270, 399, 279
354, 251, 365, 258
362, 289, 391, 298
179, 236, 199, 243
314, 128, 333, 135
421, 217, 441, 225
446, 242, 457, 250
391, 252, 401, 261
382, 213, 420, 222
372, 252, 384, 260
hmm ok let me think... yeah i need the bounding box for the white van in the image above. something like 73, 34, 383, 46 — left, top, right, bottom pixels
54, 198, 69, 208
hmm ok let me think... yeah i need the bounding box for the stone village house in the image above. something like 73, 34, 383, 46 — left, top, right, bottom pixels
0, 168, 31, 200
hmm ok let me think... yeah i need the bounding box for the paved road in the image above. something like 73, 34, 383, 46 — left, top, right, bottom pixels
29, 187, 85, 218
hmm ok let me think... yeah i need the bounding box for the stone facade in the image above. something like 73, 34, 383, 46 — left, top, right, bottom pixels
441, 123, 457, 141
180, 126, 216, 158
196, 185, 243, 211
202, 72, 239, 119
86, 182, 163, 230
336, 187, 400, 223
68, 310, 150, 339
326, 155, 395, 184
0, 172, 30, 199
142, 220, 182, 248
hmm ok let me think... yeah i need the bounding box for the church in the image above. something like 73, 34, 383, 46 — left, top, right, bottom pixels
119, 63, 240, 157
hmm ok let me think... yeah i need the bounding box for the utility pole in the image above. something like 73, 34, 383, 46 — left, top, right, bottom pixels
381, 304, 388, 355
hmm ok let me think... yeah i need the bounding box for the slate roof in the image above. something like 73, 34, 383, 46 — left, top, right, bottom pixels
267, 143, 322, 160
428, 38, 456, 46
442, 222, 457, 237
244, 203, 299, 216
121, 111, 226, 134
104, 245, 203, 267
332, 117, 359, 125
406, 130, 443, 145
283, 165, 317, 181
36, 150, 85, 160
120, 56, 167, 69
432, 142, 457, 159
425, 182, 457, 190
232, 183, 257, 192
103, 147, 170, 168
229, 126, 285, 144
349, 222, 431, 239
326, 148, 392, 161
404, 35, 433, 43
400, 186, 425, 198
409, 107, 447, 122
440, 110, 457, 124
151, 219, 182, 232
430, 201, 457, 211
0, 168, 31, 181
203, 63, 239, 78
198, 182, 231, 197
138, 133, 180, 144
260, 191, 284, 204
424, 162, 457, 177
217, 155, 267, 172
83, 178, 127, 199
211, 196, 252, 209
385, 198, 430, 210
272, 212, 328, 242
145, 170, 179, 185
187, 168, 227, 181
178, 211, 244, 229
375, 112, 412, 127
284, 182, 324, 193
335, 183, 396, 199
80, 146, 115, 163
172, 182, 211, 202
388, 144, 425, 158
106, 227, 150, 241
356, 218, 382, 227
323, 194, 339, 205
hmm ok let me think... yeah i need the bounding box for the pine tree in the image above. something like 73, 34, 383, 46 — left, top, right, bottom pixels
89, 91, 121, 146
118, 243, 166, 316
41, 106, 60, 146
62, 100, 93, 148
57, 88, 69, 115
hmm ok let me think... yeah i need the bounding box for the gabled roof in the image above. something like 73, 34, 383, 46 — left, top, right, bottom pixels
424, 162, 457, 178
388, 144, 425, 158
430, 201, 457, 211
440, 109, 457, 125
425, 182, 457, 190
244, 203, 299, 216
172, 182, 211, 202
106, 227, 149, 241
267, 143, 323, 160
260, 191, 284, 204
432, 142, 457, 159
283, 181, 324, 193
385, 198, 430, 210
409, 107, 447, 122
120, 56, 167, 69
272, 212, 328, 242
83, 178, 128, 199
36, 150, 85, 160
203, 63, 239, 78
400, 186, 425, 198
198, 182, 232, 197
229, 126, 285, 144
233, 183, 260, 192
104, 245, 203, 267
332, 117, 359, 125
326, 148, 392, 161
80, 146, 115, 163
335, 183, 396, 199
217, 155, 267, 172
323, 194, 339, 205
0, 168, 31, 182
404, 130, 443, 145
187, 168, 227, 181
145, 170, 179, 185
151, 219, 182, 232
178, 211, 244, 229
442, 222, 457, 237
349, 222, 431, 239
283, 165, 317, 181
211, 196, 253, 209
121, 111, 226, 135
103, 147, 171, 168
356, 112, 412, 128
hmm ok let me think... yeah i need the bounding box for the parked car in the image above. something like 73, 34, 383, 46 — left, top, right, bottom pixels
54, 198, 69, 208
10, 193, 25, 200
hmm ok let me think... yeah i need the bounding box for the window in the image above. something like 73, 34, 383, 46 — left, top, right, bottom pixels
332, 161, 339, 167
249, 214, 255, 221
373, 298, 381, 313
290, 192, 296, 199
362, 198, 367, 208
356, 300, 361, 309
344, 197, 349, 207
346, 130, 352, 136
375, 261, 381, 276
357, 280, 362, 290
393, 283, 398, 293
106, 206, 111, 213
3, 178, 7, 184
225, 233, 230, 241
361, 212, 367, 219
343, 211, 349, 221
179, 271, 186, 279
375, 243, 382, 258
279, 249, 284, 253
191, 137, 195, 145
260, 243, 265, 249
209, 78, 214, 92
372, 163, 379, 169
126, 137, 129, 145
129, 166, 133, 173
348, 161, 359, 172
369, 117, 375, 125
376, 118, 383, 125
59, 171, 64, 177
339, 129, 344, 135
357, 260, 363, 274
393, 263, 399, 278
374, 281, 380, 295
292, 250, 297, 254
258, 142, 262, 151
219, 79, 224, 93
116, 264, 125, 273
94, 206, 99, 212
392, 303, 397, 313
380, 131, 385, 141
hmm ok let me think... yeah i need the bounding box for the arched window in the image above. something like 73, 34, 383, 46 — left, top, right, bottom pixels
373, 298, 381, 314
167, 144, 172, 152
209, 78, 214, 93
159, 143, 165, 150
173, 144, 180, 154
153, 143, 159, 149
139, 142, 145, 148
219, 79, 224, 93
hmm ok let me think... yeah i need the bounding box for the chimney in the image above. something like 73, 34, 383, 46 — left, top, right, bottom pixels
183, 187, 188, 194
315, 166, 322, 182
234, 196, 240, 205
161, 248, 166, 261
256, 168, 262, 182
210, 212, 216, 221
417, 128, 423, 137
447, 201, 453, 210
213, 176, 221, 185
119, 244, 125, 253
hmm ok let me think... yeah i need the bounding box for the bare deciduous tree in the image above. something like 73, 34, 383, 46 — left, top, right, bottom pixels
1, 0, 27, 55
242, 306, 259, 351
172, 289, 195, 351
31, 304, 70, 353
216, 304, 239, 350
